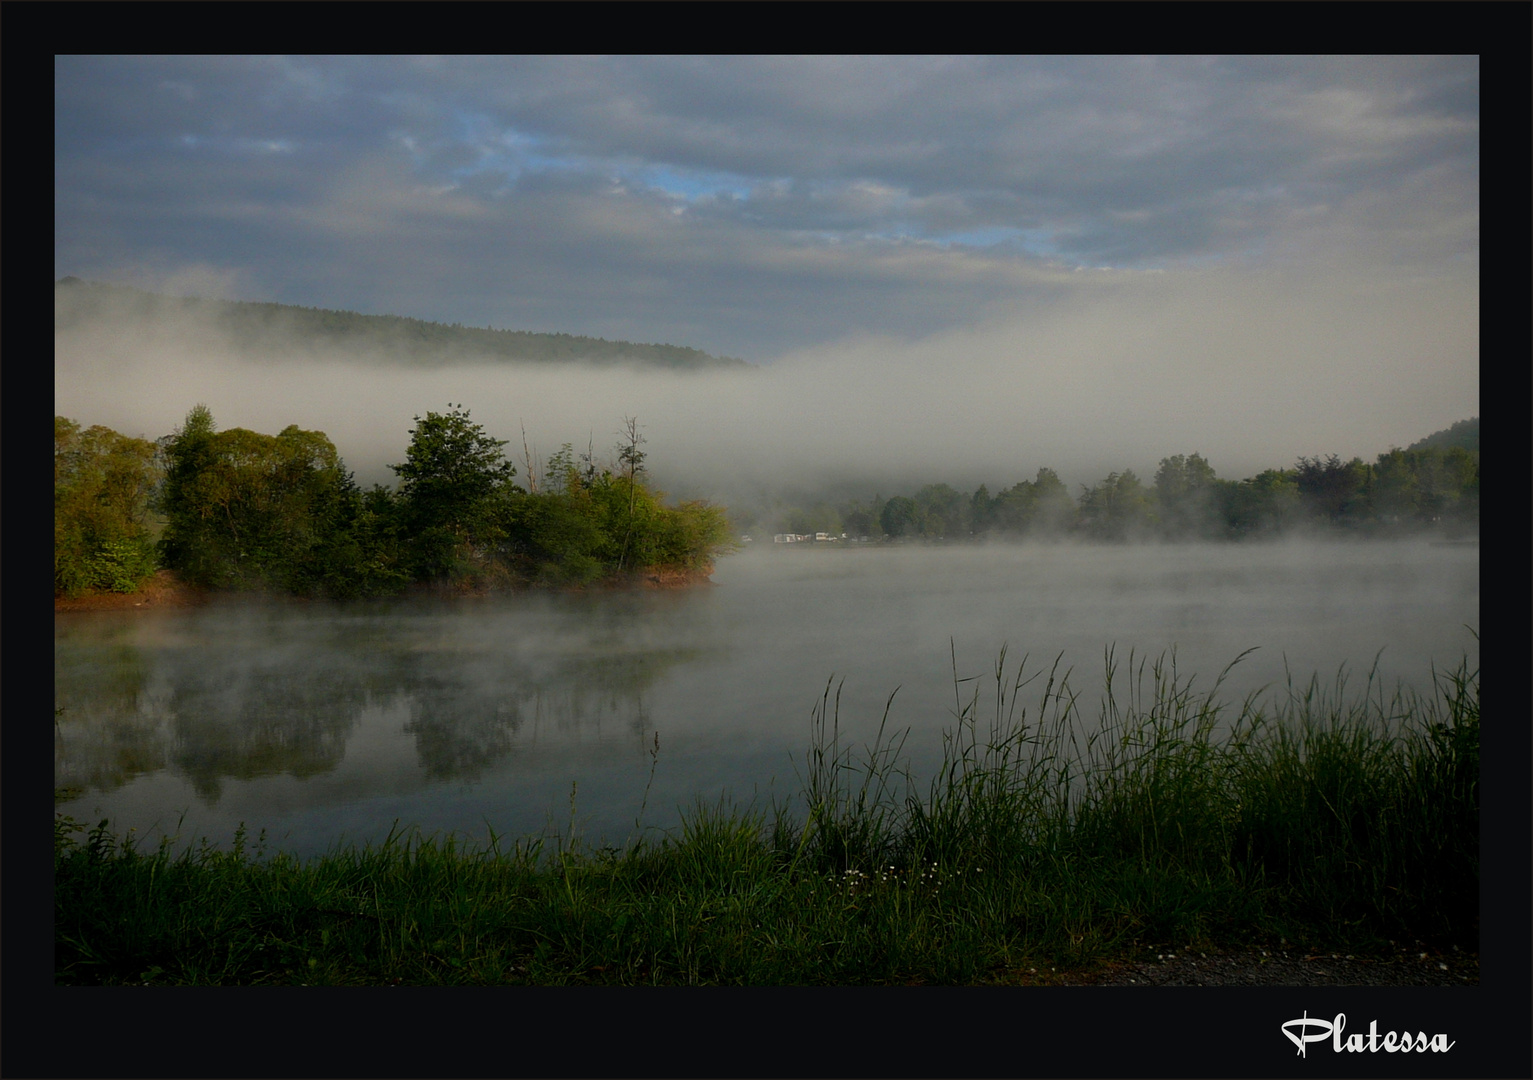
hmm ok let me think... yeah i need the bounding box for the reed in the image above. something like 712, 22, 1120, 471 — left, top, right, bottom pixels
55, 642, 1477, 984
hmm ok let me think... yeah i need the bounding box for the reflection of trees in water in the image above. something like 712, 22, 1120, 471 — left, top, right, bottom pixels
166, 664, 366, 802
56, 641, 151, 710
55, 642, 170, 793
56, 634, 369, 803
55, 708, 172, 794
56, 604, 715, 797
403, 684, 521, 780
402, 650, 690, 781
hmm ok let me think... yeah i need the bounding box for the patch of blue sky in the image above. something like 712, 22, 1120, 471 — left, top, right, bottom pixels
446, 145, 584, 184
173, 134, 296, 155
624, 164, 758, 204
432, 113, 769, 202
1006, 228, 1067, 259
936, 225, 1039, 250
437, 114, 582, 181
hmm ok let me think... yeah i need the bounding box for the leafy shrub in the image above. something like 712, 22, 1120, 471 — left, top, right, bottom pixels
85, 538, 159, 593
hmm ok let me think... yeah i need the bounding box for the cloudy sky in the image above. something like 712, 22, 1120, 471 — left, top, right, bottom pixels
55, 56, 1478, 496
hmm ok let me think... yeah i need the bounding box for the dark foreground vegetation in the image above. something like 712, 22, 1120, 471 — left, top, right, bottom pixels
56, 647, 1478, 985
56, 406, 733, 599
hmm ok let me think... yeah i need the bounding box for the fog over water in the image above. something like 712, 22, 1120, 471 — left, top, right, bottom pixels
53, 264, 1478, 861
52, 54, 1479, 859
55, 540, 1478, 858
54, 259, 1476, 503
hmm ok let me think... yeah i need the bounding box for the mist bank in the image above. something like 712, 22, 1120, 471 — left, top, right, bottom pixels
55, 278, 749, 372
55, 260, 1477, 506
734, 430, 1478, 545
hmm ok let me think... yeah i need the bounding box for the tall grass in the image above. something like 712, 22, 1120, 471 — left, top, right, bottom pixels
55, 642, 1478, 984
786, 639, 1478, 950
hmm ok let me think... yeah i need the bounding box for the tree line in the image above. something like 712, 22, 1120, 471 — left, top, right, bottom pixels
55, 406, 735, 599
746, 423, 1478, 544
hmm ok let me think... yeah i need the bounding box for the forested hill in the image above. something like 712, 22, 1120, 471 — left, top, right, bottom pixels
1406, 417, 1478, 454
54, 277, 750, 371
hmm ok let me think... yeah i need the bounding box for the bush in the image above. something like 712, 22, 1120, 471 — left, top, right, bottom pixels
84, 538, 159, 593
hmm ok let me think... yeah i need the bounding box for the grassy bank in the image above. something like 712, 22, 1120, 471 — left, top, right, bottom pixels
55, 645, 1478, 985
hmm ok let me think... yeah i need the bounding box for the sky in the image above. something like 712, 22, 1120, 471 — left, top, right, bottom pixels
55, 55, 1479, 499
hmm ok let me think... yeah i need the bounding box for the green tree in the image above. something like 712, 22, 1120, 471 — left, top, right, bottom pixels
155, 404, 221, 583
1077, 469, 1153, 541
988, 468, 1076, 538
1413, 446, 1478, 526
651, 498, 736, 571
500, 490, 606, 584
158, 406, 378, 594
880, 495, 919, 538
969, 484, 995, 535
987, 480, 1032, 534
299, 474, 411, 598
1153, 453, 1220, 538
498, 425, 735, 583
913, 483, 965, 539
1371, 448, 1420, 525
1295, 455, 1371, 526
1219, 468, 1300, 536
614, 417, 648, 572
55, 417, 162, 596
1441, 447, 1479, 526
391, 406, 519, 581
498, 445, 607, 584
1029, 468, 1076, 535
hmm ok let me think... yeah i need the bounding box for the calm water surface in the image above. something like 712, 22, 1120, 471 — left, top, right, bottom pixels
55, 540, 1478, 857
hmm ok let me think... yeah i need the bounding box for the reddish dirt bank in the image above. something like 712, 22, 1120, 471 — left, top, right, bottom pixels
54, 570, 209, 612
635, 562, 716, 588
56, 564, 716, 611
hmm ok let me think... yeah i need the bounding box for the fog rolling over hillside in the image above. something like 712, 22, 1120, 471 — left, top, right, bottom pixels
55, 278, 748, 372
54, 260, 1476, 503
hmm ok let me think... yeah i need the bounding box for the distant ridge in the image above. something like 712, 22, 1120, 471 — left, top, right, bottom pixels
1405, 417, 1478, 454
54, 277, 751, 371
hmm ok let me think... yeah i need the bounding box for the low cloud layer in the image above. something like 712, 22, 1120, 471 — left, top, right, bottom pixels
55, 56, 1479, 504
56, 56, 1478, 361
54, 256, 1476, 505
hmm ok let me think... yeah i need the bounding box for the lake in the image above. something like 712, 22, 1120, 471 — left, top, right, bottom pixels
54, 539, 1479, 858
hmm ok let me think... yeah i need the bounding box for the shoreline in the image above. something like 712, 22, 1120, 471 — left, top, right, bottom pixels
55, 563, 717, 613
54, 570, 210, 612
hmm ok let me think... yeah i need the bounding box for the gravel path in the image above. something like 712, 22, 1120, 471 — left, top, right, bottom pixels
1054, 942, 1478, 986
